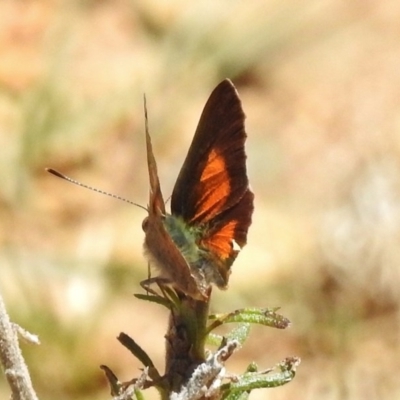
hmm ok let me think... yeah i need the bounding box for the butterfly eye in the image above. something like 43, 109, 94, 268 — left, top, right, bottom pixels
142, 217, 149, 232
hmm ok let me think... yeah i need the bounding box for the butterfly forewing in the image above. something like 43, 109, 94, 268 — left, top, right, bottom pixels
171, 79, 253, 285
145, 121, 166, 216
171, 79, 250, 225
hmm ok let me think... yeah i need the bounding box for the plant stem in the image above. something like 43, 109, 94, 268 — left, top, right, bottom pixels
165, 291, 210, 394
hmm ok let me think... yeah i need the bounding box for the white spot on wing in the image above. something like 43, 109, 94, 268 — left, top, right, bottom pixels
232, 239, 241, 252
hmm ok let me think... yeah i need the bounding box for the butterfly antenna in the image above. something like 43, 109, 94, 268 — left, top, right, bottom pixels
46, 168, 147, 211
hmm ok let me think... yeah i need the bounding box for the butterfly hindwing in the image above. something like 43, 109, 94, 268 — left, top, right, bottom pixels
199, 189, 254, 285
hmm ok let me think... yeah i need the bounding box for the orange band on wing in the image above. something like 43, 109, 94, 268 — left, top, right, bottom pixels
201, 219, 238, 261
191, 148, 231, 221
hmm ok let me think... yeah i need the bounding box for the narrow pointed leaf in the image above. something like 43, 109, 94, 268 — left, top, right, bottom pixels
100, 365, 122, 396
223, 391, 250, 400
118, 333, 161, 382
134, 388, 145, 400
134, 293, 171, 309
221, 356, 300, 396
208, 308, 290, 332
225, 323, 250, 345
206, 332, 224, 346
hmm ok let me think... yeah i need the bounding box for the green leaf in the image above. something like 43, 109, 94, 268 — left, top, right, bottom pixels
223, 391, 250, 400
221, 356, 301, 397
134, 293, 171, 309
225, 323, 250, 345
134, 388, 145, 400
244, 362, 258, 373
206, 323, 250, 347
206, 332, 223, 346
208, 308, 290, 332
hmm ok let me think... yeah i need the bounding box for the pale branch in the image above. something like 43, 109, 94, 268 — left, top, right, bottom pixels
0, 291, 39, 400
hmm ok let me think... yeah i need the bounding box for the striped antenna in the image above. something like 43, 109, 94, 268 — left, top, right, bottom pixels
46, 168, 147, 211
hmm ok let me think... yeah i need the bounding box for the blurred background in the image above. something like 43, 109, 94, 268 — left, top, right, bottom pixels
1, 1, 400, 399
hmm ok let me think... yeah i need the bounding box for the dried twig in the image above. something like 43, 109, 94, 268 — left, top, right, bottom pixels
0, 291, 39, 400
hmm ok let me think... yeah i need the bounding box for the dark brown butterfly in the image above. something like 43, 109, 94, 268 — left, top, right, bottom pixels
143, 79, 254, 300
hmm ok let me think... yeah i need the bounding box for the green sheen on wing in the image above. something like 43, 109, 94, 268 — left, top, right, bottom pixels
163, 215, 202, 265
163, 215, 226, 288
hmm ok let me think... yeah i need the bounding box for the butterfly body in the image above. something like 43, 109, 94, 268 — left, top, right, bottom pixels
143, 79, 254, 300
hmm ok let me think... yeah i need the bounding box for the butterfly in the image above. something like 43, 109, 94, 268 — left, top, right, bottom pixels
143, 79, 254, 300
